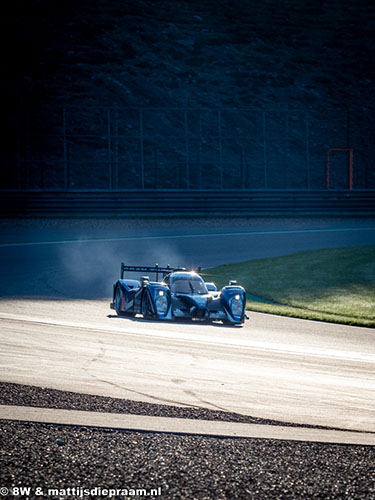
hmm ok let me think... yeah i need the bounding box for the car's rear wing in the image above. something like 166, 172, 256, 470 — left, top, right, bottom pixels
120, 263, 201, 281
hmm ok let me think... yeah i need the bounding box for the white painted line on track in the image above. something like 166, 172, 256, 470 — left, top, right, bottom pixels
1, 405, 374, 445
1, 312, 374, 364
1, 227, 374, 247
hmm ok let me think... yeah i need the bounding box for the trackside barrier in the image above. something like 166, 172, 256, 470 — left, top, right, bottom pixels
0, 190, 374, 217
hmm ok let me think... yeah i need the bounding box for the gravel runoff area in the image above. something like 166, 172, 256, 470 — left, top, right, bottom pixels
1, 383, 375, 499
0, 382, 349, 431
1, 421, 375, 500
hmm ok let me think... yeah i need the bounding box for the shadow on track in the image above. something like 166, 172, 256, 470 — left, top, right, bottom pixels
106, 314, 243, 328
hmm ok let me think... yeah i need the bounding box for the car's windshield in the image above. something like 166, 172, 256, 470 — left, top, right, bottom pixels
171, 277, 208, 295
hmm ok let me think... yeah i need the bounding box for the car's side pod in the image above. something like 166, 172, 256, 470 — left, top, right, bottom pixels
220, 285, 247, 323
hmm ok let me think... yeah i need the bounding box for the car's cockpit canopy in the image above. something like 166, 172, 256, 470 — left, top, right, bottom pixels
167, 272, 208, 295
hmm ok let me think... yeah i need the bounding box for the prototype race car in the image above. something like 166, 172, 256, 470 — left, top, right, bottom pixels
110, 263, 247, 324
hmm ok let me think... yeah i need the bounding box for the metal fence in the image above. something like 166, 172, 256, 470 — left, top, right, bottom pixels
2, 106, 374, 191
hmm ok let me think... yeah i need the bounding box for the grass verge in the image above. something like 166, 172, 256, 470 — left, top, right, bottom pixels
203, 246, 375, 328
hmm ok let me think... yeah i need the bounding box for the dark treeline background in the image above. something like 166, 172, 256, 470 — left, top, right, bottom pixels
2, 0, 374, 190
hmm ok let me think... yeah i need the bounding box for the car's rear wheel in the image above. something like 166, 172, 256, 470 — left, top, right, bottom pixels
115, 286, 124, 316
115, 286, 136, 317
141, 292, 154, 319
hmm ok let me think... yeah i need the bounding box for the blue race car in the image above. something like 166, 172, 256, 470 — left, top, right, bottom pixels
110, 263, 247, 324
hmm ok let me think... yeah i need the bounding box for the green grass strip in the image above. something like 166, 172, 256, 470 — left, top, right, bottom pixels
203, 246, 375, 328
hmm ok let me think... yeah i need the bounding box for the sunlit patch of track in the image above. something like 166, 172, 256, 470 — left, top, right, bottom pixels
0, 305, 374, 432
1, 312, 374, 364
0, 220, 374, 433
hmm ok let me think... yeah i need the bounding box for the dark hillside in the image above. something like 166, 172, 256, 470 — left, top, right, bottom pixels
5, 0, 375, 108
2, 0, 375, 191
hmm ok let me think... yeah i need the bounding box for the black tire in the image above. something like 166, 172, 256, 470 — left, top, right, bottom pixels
222, 319, 235, 325
141, 292, 154, 319
115, 286, 124, 316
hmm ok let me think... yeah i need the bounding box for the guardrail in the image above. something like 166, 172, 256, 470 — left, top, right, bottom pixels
0, 190, 374, 217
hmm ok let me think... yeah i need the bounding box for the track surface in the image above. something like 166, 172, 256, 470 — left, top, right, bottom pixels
0, 218, 374, 432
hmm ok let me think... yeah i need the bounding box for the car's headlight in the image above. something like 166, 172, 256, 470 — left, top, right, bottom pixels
155, 292, 168, 314
230, 294, 243, 316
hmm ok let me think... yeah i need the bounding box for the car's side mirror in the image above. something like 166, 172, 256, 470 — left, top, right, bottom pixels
206, 282, 217, 292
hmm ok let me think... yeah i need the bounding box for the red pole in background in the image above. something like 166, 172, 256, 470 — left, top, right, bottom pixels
326, 148, 353, 190
349, 149, 353, 190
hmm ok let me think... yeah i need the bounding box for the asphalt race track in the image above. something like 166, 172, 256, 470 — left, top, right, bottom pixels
0, 218, 374, 433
